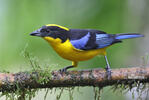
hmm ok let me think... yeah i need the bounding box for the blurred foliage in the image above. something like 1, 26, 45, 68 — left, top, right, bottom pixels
0, 0, 146, 100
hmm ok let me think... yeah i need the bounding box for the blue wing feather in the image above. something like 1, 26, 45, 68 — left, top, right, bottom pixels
70, 32, 115, 50
70, 32, 114, 50
96, 34, 114, 48
115, 33, 144, 40
70, 32, 90, 49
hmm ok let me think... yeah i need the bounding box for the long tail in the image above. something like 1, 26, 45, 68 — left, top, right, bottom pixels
115, 33, 144, 40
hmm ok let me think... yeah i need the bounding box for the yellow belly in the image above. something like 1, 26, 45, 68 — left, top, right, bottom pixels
44, 37, 107, 61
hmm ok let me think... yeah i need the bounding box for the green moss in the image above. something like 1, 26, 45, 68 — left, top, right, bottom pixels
0, 51, 53, 100
0, 88, 38, 100
110, 80, 149, 100
93, 87, 102, 100
56, 88, 64, 100
24, 51, 53, 85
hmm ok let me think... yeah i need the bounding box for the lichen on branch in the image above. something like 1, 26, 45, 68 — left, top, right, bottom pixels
0, 67, 149, 92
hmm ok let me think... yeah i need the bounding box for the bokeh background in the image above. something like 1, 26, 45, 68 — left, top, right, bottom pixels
0, 0, 148, 100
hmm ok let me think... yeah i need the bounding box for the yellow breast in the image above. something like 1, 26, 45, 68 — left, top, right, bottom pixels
43, 37, 107, 61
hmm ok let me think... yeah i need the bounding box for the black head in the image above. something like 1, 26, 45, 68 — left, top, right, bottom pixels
30, 24, 69, 43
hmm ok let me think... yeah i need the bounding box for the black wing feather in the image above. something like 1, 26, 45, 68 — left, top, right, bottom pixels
69, 29, 120, 50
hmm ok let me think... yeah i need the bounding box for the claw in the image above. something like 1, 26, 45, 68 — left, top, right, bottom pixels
59, 66, 74, 74
59, 68, 67, 73
105, 66, 111, 80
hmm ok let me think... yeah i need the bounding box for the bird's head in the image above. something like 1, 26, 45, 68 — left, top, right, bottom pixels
30, 24, 69, 43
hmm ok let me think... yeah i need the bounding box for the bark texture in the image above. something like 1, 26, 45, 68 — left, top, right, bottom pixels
0, 67, 149, 92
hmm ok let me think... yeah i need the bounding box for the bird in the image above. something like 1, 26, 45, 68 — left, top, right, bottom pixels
30, 24, 144, 79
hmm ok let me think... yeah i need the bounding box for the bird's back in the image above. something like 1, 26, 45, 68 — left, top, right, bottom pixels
69, 29, 121, 50
69, 29, 106, 40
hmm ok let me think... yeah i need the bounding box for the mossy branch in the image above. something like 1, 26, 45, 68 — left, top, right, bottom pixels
0, 67, 149, 92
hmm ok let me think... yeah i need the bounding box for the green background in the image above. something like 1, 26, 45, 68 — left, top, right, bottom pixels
0, 0, 148, 100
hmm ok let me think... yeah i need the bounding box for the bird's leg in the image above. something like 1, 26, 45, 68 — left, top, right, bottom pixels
59, 61, 78, 73
59, 66, 74, 72
104, 55, 111, 79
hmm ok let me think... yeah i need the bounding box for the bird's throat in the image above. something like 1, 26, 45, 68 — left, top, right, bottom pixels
43, 37, 62, 45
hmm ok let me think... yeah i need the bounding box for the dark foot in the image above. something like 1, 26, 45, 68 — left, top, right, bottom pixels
59, 66, 74, 73
59, 68, 67, 73
105, 66, 111, 80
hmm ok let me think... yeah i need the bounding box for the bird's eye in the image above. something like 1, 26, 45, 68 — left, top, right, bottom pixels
41, 29, 50, 33
46, 29, 50, 33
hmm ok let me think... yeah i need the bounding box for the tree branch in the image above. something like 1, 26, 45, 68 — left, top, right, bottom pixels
0, 67, 149, 92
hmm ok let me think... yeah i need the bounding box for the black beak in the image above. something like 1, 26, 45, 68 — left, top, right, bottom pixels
30, 30, 41, 37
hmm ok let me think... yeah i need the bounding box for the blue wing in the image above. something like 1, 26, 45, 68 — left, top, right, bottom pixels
70, 32, 119, 50
70, 32, 90, 50
96, 34, 115, 48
